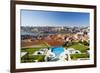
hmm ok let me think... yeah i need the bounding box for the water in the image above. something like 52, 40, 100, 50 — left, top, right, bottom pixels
51, 47, 64, 56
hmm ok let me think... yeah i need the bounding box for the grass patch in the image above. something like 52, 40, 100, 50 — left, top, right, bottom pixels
21, 53, 45, 63
21, 43, 50, 53
68, 43, 88, 53
32, 55, 45, 62
21, 48, 42, 54
70, 54, 89, 60
21, 44, 49, 63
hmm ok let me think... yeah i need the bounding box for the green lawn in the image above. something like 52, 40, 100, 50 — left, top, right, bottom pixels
21, 42, 90, 63
21, 43, 50, 53
21, 54, 45, 63
21, 43, 49, 63
21, 48, 42, 54
70, 54, 89, 60
68, 43, 88, 53
66, 43, 90, 60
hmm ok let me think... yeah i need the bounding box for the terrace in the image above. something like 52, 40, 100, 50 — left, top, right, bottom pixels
21, 41, 89, 63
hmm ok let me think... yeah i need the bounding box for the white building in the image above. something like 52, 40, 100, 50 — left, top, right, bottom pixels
45, 47, 81, 61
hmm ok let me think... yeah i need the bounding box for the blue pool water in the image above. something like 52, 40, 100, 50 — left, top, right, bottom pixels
51, 47, 64, 56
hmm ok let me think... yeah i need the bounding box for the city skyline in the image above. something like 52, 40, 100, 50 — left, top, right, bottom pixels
21, 10, 90, 27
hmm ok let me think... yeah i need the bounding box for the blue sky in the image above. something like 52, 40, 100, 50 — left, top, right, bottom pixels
21, 10, 90, 27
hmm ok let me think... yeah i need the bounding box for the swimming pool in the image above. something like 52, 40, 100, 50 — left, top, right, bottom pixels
51, 47, 64, 56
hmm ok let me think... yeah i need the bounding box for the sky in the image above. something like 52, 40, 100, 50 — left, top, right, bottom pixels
21, 9, 90, 27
